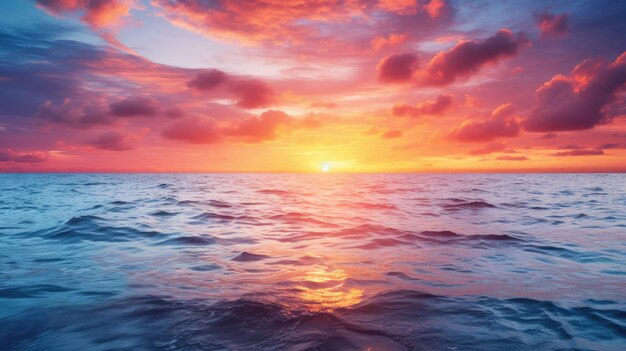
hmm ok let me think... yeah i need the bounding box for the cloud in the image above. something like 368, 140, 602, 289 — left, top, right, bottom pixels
524, 52, 626, 132
161, 110, 317, 145
381, 129, 403, 139
36, 0, 131, 28
161, 117, 221, 144
536, 13, 569, 38
540, 132, 558, 139
371, 33, 409, 51
38, 96, 159, 129
231, 79, 275, 109
38, 98, 115, 129
109, 97, 159, 117
310, 101, 338, 109
423, 0, 447, 18
187, 71, 275, 109
377, 0, 418, 15
363, 126, 381, 136
448, 103, 520, 142
151, 0, 451, 50
468, 142, 507, 155
392, 94, 453, 117
377, 53, 419, 83
598, 143, 619, 150
553, 149, 604, 156
421, 29, 528, 86
495, 155, 528, 161
187, 69, 229, 91
226, 110, 293, 143
86, 130, 146, 151
0, 149, 50, 163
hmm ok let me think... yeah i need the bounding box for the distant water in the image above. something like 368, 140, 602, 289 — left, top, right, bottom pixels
1, 173, 625, 351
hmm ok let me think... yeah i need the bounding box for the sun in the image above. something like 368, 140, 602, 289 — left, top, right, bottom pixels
321, 162, 330, 173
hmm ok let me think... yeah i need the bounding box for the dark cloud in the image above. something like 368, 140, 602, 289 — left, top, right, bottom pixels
187, 69, 228, 91
0, 149, 50, 163
0, 25, 104, 119
540, 132, 558, 139
553, 149, 604, 156
536, 13, 569, 38
597, 143, 619, 150
161, 117, 221, 144
110, 97, 159, 117
449, 103, 521, 142
164, 107, 185, 119
392, 94, 453, 117
495, 155, 528, 161
187, 70, 275, 109
38, 99, 115, 129
377, 53, 419, 83
524, 52, 626, 132
421, 29, 528, 86
86, 131, 142, 151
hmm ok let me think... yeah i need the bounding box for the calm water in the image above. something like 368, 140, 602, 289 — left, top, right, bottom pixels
0, 173, 625, 350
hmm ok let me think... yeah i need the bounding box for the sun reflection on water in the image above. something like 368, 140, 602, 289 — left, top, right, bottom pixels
296, 267, 363, 311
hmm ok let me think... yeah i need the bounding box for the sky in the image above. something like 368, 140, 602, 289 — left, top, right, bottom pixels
0, 0, 625, 172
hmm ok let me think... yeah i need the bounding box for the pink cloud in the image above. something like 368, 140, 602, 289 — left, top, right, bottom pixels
230, 79, 275, 109
187, 69, 229, 91
536, 13, 569, 38
421, 29, 529, 86
186, 70, 276, 109
376, 0, 418, 15
392, 94, 453, 117
448, 103, 521, 142
86, 129, 147, 151
524, 52, 626, 132
423, 0, 447, 19
0, 149, 50, 163
161, 117, 221, 144
226, 110, 292, 143
377, 53, 419, 83
371, 33, 410, 51
36, 0, 131, 28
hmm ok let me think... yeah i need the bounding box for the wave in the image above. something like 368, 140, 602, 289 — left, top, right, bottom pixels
8, 290, 622, 351
232, 251, 271, 262
156, 235, 216, 246
443, 201, 497, 209
28, 215, 166, 243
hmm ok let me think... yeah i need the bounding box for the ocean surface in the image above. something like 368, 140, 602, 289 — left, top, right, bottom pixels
0, 173, 625, 351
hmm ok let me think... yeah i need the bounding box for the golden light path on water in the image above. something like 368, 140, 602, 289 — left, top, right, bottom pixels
295, 267, 363, 311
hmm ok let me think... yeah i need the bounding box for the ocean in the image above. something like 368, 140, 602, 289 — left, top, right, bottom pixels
0, 173, 624, 350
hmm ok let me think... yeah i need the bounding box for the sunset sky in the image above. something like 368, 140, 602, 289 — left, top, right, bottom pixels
1, 0, 625, 172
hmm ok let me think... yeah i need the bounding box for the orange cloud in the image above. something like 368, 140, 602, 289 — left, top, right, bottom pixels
36, 0, 132, 28
392, 94, 453, 117
449, 103, 521, 142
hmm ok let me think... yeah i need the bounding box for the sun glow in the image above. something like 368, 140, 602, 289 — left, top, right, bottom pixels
321, 162, 330, 172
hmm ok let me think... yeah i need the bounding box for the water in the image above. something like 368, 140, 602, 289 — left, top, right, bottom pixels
0, 173, 625, 350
